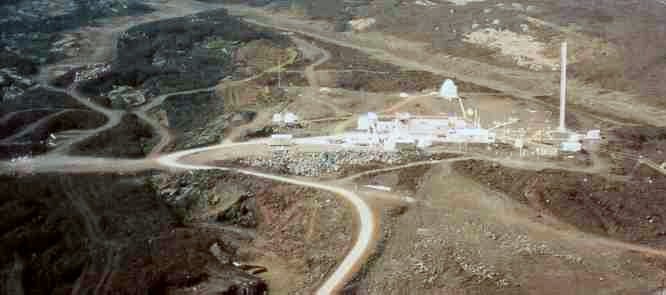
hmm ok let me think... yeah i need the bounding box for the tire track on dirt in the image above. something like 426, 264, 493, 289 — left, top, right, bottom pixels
342, 156, 666, 261
60, 175, 121, 295
156, 142, 377, 294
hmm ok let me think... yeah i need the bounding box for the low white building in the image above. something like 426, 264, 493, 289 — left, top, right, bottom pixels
445, 128, 496, 143
406, 118, 449, 135
383, 137, 416, 151
270, 134, 293, 146
536, 145, 559, 157
272, 112, 300, 126
284, 112, 299, 125
357, 112, 378, 130
353, 112, 496, 150
449, 117, 467, 129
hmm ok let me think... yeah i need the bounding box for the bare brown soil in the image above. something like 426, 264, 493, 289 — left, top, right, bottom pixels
603, 126, 666, 175
353, 162, 666, 294
154, 170, 354, 294
355, 164, 433, 194
302, 35, 499, 93
536, 0, 666, 104
453, 159, 666, 247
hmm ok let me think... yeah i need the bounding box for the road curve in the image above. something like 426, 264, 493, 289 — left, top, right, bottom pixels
156, 143, 376, 294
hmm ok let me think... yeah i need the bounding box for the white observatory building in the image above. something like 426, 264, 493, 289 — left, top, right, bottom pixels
439, 79, 458, 101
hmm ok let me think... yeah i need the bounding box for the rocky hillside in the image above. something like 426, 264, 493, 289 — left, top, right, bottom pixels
0, 172, 266, 294
152, 91, 256, 151
79, 8, 289, 99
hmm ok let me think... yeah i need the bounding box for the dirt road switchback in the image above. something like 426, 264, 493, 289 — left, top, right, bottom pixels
156, 143, 377, 294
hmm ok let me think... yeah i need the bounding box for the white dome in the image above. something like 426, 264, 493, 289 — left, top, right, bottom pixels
439, 79, 458, 99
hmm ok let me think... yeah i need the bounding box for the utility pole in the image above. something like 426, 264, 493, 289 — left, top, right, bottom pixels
277, 56, 282, 89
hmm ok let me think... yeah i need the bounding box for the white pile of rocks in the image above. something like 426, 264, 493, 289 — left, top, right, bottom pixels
74, 63, 111, 82
0, 68, 34, 88
348, 18, 376, 32
241, 150, 405, 177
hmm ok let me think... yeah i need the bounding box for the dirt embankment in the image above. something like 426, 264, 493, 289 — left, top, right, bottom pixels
454, 159, 666, 247
603, 126, 666, 176
0, 172, 265, 295
154, 170, 353, 293
152, 91, 251, 152
356, 164, 434, 194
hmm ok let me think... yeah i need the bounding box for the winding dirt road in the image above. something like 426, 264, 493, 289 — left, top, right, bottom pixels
156, 143, 377, 294
28, 0, 230, 156
3, 2, 379, 294
31, 76, 125, 155
7, 2, 666, 294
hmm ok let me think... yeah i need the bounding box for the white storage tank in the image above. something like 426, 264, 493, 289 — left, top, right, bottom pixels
560, 141, 582, 152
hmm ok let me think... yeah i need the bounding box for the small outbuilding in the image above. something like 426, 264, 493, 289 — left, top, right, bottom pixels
272, 112, 300, 126
284, 112, 299, 125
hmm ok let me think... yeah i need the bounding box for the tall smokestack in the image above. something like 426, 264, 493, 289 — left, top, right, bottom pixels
559, 41, 567, 132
